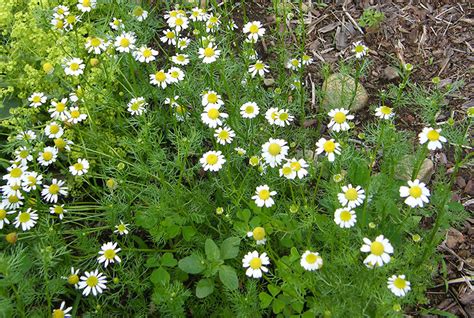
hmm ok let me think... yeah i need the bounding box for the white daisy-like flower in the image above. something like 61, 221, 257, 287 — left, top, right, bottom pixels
127, 97, 147, 116
387, 275, 411, 297
2, 192, 23, 210
274, 109, 294, 127
360, 235, 394, 267
177, 37, 190, 50
352, 41, 369, 59
201, 91, 224, 108
67, 106, 87, 124
1, 182, 22, 198
44, 122, 64, 139
240, 102, 259, 119
289, 158, 309, 179
52, 301, 72, 318
16, 130, 36, 141
132, 6, 148, 21
64, 14, 80, 31
189, 7, 207, 22
85, 37, 108, 54
168, 14, 189, 32
418, 127, 447, 150
13, 208, 38, 231
64, 58, 85, 76
41, 178, 68, 203
301, 54, 313, 66
21, 171, 43, 192
214, 126, 235, 145
0, 204, 15, 229
114, 32, 136, 53
315, 138, 341, 162
160, 29, 177, 45
235, 148, 246, 156
50, 204, 67, 220
28, 92, 47, 108
199, 43, 221, 64
206, 15, 221, 32
53, 5, 69, 18
247, 227, 266, 245
243, 21, 265, 42
37, 146, 58, 167
300, 251, 323, 271
77, 0, 96, 12
133, 46, 158, 63
49, 98, 69, 120
328, 108, 354, 132
15, 147, 33, 166
3, 164, 26, 185
167, 67, 185, 83
114, 221, 129, 235
78, 269, 107, 296
338, 184, 365, 209
334, 208, 357, 228
64, 267, 80, 288
279, 162, 296, 179
149, 70, 171, 89
252, 185, 277, 208
227, 19, 238, 30
261, 138, 289, 168
399, 179, 430, 208
375, 105, 395, 120
171, 53, 190, 65
248, 60, 269, 77
286, 58, 301, 70
265, 107, 280, 125
54, 137, 74, 152
97, 242, 121, 267
69, 158, 90, 176
200, 151, 226, 172
201, 104, 228, 128
109, 17, 123, 30
242, 251, 270, 278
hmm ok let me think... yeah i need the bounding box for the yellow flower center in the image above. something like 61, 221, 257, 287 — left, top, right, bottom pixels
323, 140, 335, 153
66, 15, 76, 24
120, 38, 130, 47
49, 125, 60, 134
355, 45, 364, 53
0, 209, 6, 219
252, 227, 265, 241
54, 138, 66, 150
305, 253, 318, 264
245, 106, 254, 114
291, 59, 299, 66
52, 309, 65, 318
340, 210, 352, 221
209, 17, 218, 23
282, 166, 292, 176
279, 112, 289, 121
249, 24, 259, 33
43, 151, 53, 161
218, 130, 229, 140
10, 167, 23, 178
290, 162, 301, 171
32, 96, 41, 103
19, 150, 29, 158
8, 195, 19, 203
90, 38, 101, 47
166, 31, 175, 39
70, 110, 80, 118
55, 102, 65, 112
49, 184, 60, 195
207, 108, 220, 120
133, 7, 144, 16
142, 48, 152, 58
258, 189, 270, 200
393, 277, 406, 289
203, 47, 215, 57
268, 143, 281, 156
155, 71, 166, 82
333, 112, 346, 124
409, 186, 422, 198
68, 274, 79, 285
70, 63, 80, 71
206, 154, 218, 165
170, 71, 179, 78
177, 55, 185, 62
345, 188, 358, 201
380, 106, 392, 115
249, 156, 259, 166
427, 130, 440, 141
207, 93, 218, 104
175, 105, 186, 115
19, 212, 30, 223
54, 206, 64, 214
370, 241, 384, 256
83, 0, 91, 7
175, 18, 183, 26
27, 176, 36, 185
249, 257, 262, 269
117, 224, 126, 232
254, 62, 264, 70
73, 163, 84, 171
86, 275, 98, 287
104, 249, 116, 260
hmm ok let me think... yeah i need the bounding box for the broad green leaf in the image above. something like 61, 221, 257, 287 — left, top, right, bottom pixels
220, 237, 240, 260
268, 284, 281, 297
259, 292, 273, 309
160, 252, 177, 267
272, 298, 285, 314
182, 226, 196, 241
205, 239, 220, 261
196, 278, 214, 298
150, 267, 169, 286
178, 254, 205, 274
218, 265, 238, 290
236, 209, 251, 222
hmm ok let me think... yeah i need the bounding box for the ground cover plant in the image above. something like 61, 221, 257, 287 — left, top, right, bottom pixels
0, 0, 472, 317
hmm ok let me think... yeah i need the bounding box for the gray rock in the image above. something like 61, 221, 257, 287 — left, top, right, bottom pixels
395, 156, 435, 184
321, 73, 368, 112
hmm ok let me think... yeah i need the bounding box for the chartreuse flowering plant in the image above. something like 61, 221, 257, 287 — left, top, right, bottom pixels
0, 1, 471, 317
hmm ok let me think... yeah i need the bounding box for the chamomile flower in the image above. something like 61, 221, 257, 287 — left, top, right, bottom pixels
243, 21, 265, 42
78, 269, 107, 296
240, 102, 259, 119
52, 301, 72, 318
149, 70, 171, 88
64, 267, 80, 288
360, 235, 394, 267
54, 5, 69, 18
0, 204, 14, 229
64, 58, 85, 76
242, 251, 270, 278
97, 242, 121, 267
375, 105, 395, 120
168, 14, 189, 32
248, 60, 269, 77
328, 108, 354, 132
109, 17, 123, 30
279, 163, 296, 179
49, 98, 69, 120
201, 104, 228, 128
64, 14, 80, 31
202, 91, 224, 107
85, 37, 108, 54
338, 184, 365, 209
28, 92, 46, 108
132, 6, 148, 21
261, 138, 289, 168
200, 151, 226, 172
51, 16, 65, 30
252, 185, 276, 208
286, 58, 301, 70
214, 126, 235, 145
199, 43, 221, 64
14, 208, 38, 231
16, 130, 36, 141
41, 179, 68, 203
3, 164, 26, 185
418, 127, 446, 150
289, 158, 309, 179
387, 275, 411, 297
227, 19, 238, 30
167, 67, 185, 83
274, 109, 294, 127
160, 29, 177, 45
127, 97, 147, 115
38, 146, 58, 167
54, 138, 73, 152
50, 204, 67, 220
352, 41, 369, 59
177, 37, 191, 50
44, 122, 64, 138
114, 221, 129, 235
133, 46, 158, 63
171, 53, 190, 65
206, 15, 221, 32
14, 147, 32, 166
300, 251, 323, 271
190, 7, 207, 22
69, 158, 90, 176
265, 107, 279, 125
77, 0, 96, 12
67, 106, 87, 124
1, 182, 21, 197
114, 32, 136, 53
2, 192, 23, 209
334, 208, 357, 228
235, 147, 246, 156
399, 179, 430, 208
301, 54, 313, 65
247, 227, 266, 245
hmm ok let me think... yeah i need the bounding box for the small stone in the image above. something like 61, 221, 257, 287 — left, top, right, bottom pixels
321, 73, 368, 112
383, 66, 399, 80
446, 228, 464, 249
456, 176, 466, 188
395, 156, 434, 184
263, 78, 275, 86
464, 180, 474, 196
